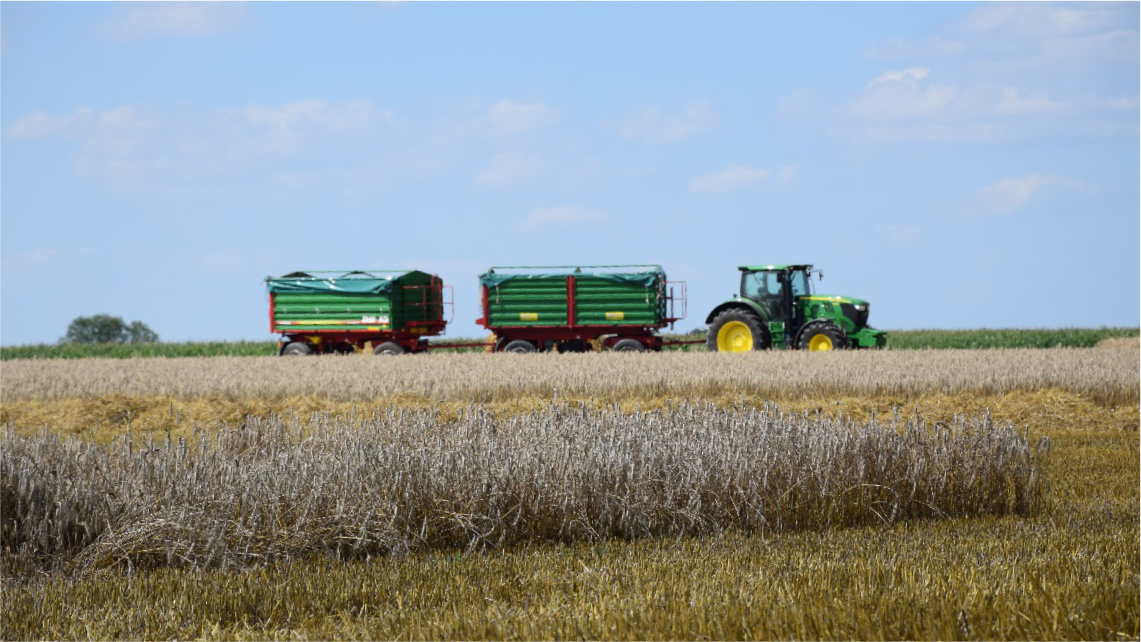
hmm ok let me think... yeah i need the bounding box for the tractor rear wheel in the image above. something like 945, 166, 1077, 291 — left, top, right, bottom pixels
373, 342, 406, 355
502, 339, 536, 353
707, 309, 769, 352
612, 338, 646, 352
796, 322, 848, 352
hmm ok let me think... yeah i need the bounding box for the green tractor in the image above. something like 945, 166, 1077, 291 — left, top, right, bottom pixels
706, 264, 887, 352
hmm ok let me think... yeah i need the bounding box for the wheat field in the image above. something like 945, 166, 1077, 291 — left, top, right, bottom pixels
2, 347, 1137, 404
1, 347, 1137, 640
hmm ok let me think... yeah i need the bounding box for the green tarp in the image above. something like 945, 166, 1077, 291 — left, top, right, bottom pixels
265, 271, 412, 295
479, 266, 664, 288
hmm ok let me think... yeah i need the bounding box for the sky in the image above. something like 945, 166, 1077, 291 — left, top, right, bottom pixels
2, 1, 1138, 345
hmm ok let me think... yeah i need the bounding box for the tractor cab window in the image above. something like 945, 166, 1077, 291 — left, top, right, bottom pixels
742, 271, 782, 301
788, 270, 811, 298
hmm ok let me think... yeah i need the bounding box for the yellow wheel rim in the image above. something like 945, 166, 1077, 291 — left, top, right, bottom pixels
808, 334, 834, 352
717, 321, 754, 352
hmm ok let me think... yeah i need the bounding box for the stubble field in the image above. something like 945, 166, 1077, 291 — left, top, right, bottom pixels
2, 345, 1138, 640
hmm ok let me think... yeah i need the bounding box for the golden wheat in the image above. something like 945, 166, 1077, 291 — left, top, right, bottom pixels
2, 348, 1136, 405
4, 421, 1134, 641
2, 402, 1047, 574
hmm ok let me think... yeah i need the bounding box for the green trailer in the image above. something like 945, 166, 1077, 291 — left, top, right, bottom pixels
266, 270, 449, 355
477, 265, 686, 352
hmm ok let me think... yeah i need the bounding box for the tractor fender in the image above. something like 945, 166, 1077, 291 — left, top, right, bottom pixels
705, 298, 766, 325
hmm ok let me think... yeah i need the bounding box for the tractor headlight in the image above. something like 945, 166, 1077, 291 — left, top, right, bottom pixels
854, 304, 868, 312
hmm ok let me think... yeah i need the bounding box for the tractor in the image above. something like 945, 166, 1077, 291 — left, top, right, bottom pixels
705, 264, 887, 352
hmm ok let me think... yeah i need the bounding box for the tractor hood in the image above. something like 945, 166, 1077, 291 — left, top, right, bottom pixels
799, 295, 869, 306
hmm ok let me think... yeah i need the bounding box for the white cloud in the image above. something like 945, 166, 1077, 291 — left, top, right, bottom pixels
522, 205, 606, 229
848, 69, 1071, 141
96, 2, 249, 41
996, 87, 1067, 115
8, 108, 95, 139
845, 3, 1135, 144
869, 67, 930, 86
957, 3, 1117, 38
620, 101, 719, 143
852, 76, 960, 121
475, 152, 545, 187
970, 174, 1078, 215
7, 100, 384, 193
487, 100, 560, 136
244, 100, 375, 131
1107, 96, 1140, 110
689, 164, 795, 193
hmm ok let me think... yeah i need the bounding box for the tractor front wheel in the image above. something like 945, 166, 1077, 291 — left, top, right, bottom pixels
797, 322, 849, 352
707, 309, 769, 352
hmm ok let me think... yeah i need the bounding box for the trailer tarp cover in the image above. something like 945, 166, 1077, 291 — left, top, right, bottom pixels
479, 266, 663, 289
266, 271, 414, 295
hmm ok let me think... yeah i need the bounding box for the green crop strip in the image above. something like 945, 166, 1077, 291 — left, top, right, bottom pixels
1, 327, 1136, 359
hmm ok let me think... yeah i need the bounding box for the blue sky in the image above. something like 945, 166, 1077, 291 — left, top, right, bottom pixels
2, 1, 1138, 345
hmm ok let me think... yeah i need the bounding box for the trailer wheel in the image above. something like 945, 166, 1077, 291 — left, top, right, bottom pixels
796, 322, 848, 352
373, 342, 406, 356
707, 308, 769, 352
282, 342, 313, 356
502, 340, 536, 353
612, 338, 646, 352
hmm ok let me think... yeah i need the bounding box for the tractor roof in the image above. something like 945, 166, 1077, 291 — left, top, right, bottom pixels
738, 264, 813, 272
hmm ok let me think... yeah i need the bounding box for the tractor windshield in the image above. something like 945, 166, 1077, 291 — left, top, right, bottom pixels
742, 271, 782, 301
789, 270, 812, 297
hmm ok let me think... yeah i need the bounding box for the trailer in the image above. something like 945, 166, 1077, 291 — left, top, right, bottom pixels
477, 265, 687, 352
267, 270, 451, 355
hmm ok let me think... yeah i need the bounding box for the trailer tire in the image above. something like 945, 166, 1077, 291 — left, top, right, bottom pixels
707, 308, 769, 352
282, 342, 313, 356
612, 338, 646, 352
373, 342, 406, 356
796, 321, 848, 352
502, 339, 536, 353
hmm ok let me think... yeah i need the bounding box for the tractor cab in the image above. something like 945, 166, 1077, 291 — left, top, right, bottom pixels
739, 264, 814, 335
705, 264, 887, 352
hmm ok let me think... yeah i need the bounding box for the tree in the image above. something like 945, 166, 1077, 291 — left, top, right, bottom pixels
61, 315, 159, 344
125, 320, 159, 344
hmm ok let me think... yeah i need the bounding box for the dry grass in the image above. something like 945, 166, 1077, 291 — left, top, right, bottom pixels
2, 425, 1134, 641
2, 348, 1136, 405
1096, 335, 1141, 350
2, 347, 1135, 640
2, 389, 1136, 447
2, 403, 1047, 575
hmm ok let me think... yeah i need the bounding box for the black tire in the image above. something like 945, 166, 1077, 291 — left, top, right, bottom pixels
706, 308, 769, 352
373, 341, 406, 356
612, 338, 646, 352
281, 342, 313, 356
796, 321, 849, 352
502, 339, 536, 353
